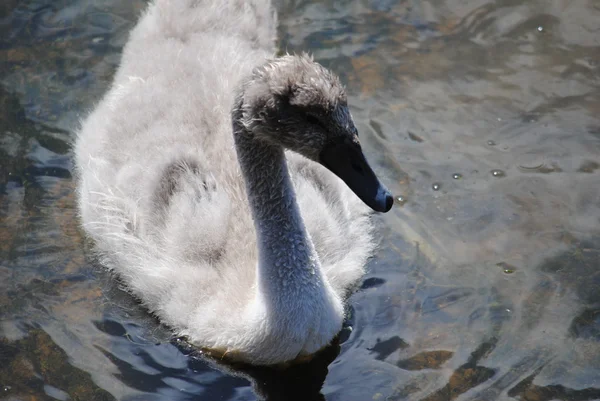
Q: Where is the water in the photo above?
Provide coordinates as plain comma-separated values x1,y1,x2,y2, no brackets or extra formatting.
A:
1,0,599,400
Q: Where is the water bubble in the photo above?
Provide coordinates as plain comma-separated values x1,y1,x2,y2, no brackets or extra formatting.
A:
452,173,462,180
537,26,543,32
491,169,505,177
497,117,502,121
487,140,496,146
432,183,441,191
497,262,516,274
396,195,407,205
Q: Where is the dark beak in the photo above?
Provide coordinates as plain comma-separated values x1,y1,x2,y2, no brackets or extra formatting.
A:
319,137,393,213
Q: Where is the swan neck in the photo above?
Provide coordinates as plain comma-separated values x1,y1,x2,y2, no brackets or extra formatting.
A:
232,100,324,295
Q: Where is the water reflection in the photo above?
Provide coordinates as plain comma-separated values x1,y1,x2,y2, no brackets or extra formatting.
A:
0,327,115,401
1,0,600,399
177,338,340,401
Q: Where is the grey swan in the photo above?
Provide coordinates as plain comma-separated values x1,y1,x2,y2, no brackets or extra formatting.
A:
74,0,392,365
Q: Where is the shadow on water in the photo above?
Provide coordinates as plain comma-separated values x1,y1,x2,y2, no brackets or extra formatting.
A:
176,338,340,401
1,0,600,400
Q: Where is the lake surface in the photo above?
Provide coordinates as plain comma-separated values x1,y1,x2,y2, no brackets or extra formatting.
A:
1,0,599,400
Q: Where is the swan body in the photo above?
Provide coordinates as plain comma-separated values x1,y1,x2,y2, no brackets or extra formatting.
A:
75,0,392,365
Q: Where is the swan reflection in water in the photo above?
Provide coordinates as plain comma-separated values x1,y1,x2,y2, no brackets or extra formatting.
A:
176,336,341,401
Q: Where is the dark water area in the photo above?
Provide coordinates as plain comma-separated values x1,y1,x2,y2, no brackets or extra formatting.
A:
1,0,599,400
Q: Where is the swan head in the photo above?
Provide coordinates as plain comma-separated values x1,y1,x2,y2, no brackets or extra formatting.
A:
237,54,393,213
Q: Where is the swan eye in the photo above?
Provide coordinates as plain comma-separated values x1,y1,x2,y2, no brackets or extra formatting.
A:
305,114,326,129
